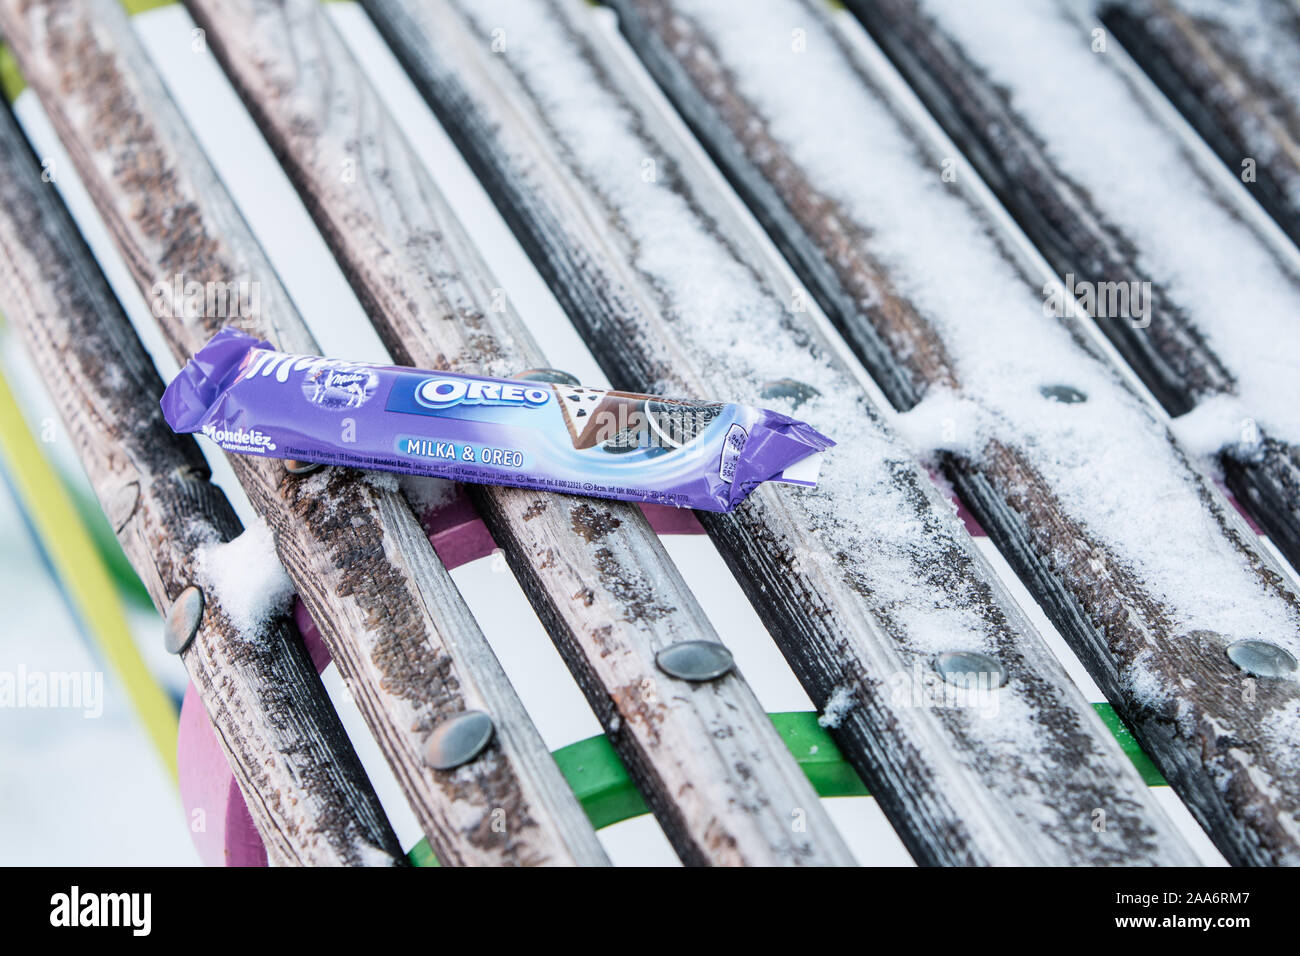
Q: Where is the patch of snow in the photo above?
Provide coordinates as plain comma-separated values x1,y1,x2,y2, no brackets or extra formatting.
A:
360,470,401,493
398,475,459,514
453,0,1000,670
1169,0,1300,209
817,686,855,729
920,0,1300,449
892,388,981,458
658,0,1300,661
432,0,1267,851
1167,393,1258,462
1123,650,1176,712
450,0,1088,781
354,841,402,867
195,519,294,634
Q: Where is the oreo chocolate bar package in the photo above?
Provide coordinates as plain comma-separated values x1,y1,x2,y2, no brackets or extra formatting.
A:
161,328,832,512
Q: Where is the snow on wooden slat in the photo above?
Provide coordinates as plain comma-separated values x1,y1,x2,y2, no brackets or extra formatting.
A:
1100,0,1300,250
0,98,405,867
612,0,1300,865
0,0,607,866
363,0,1199,865
181,0,853,867
848,0,1300,576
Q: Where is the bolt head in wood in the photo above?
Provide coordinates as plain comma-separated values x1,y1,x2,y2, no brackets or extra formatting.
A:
423,710,495,770
655,641,735,681
284,459,322,475
1226,639,1297,678
761,378,821,409
107,481,140,533
934,651,1007,689
164,585,205,655
1039,384,1087,404
515,368,580,386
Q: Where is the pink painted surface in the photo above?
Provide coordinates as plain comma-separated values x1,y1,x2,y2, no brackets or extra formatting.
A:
1216,479,1264,534
178,686,268,867
926,467,986,537
640,502,704,535
178,484,707,865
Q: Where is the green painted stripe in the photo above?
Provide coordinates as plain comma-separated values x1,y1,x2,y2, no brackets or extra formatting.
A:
405,840,440,868
406,703,1164,864
1093,701,1166,786
768,709,871,796
548,732,653,830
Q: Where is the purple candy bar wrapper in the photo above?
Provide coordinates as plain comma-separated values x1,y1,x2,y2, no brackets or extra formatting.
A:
161,328,833,512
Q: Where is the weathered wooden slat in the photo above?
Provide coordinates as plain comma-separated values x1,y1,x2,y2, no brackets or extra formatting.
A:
362,0,1200,864
0,0,607,866
181,0,854,866
0,98,404,867
846,0,1300,577
1095,0,1300,567
610,0,1300,864
1100,0,1300,251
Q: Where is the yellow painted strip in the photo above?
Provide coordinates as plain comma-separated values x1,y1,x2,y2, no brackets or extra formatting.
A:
0,43,24,103
121,0,178,15
0,366,178,778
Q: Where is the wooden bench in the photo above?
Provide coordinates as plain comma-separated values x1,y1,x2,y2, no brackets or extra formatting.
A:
0,0,1296,866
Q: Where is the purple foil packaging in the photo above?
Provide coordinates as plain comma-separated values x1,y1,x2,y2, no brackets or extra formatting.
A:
161,328,832,512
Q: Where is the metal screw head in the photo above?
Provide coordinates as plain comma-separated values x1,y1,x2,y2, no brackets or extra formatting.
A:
284,459,322,475
1226,639,1298,678
515,368,580,386
107,481,140,533
164,585,205,655
423,710,495,770
934,651,1007,689
655,641,735,682
1040,384,1087,404
761,378,821,410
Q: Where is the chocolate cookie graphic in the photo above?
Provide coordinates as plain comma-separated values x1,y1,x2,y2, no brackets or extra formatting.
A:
644,398,723,449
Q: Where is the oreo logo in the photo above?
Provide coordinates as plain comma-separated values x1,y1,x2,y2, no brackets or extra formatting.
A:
415,377,551,410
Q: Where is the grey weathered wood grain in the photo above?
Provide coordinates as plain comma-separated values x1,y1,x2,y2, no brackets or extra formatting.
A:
0,97,404,867
611,0,1300,864
362,0,1200,865
1096,0,1300,568
182,0,854,866
0,0,606,866
847,0,1300,578
1100,0,1300,250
